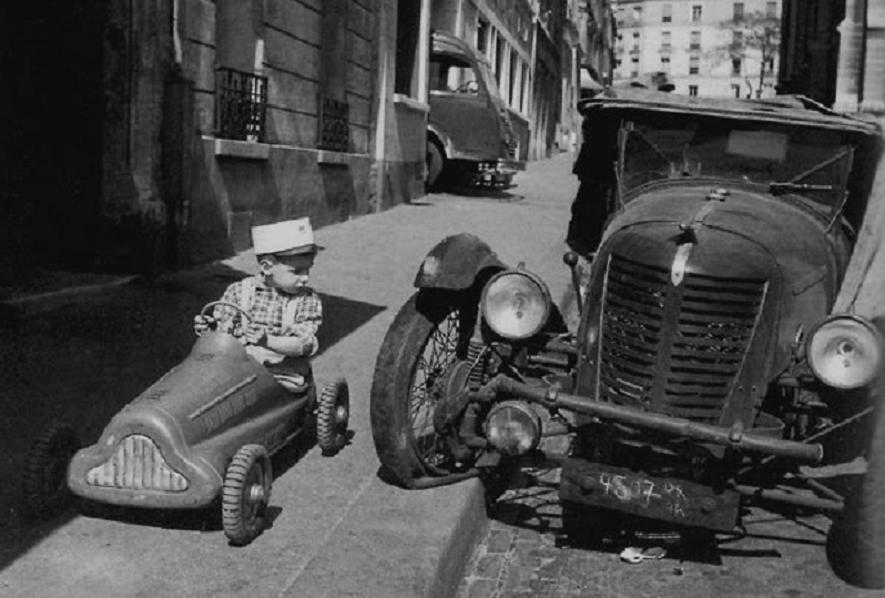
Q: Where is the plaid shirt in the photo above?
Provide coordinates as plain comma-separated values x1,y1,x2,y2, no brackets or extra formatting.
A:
213,275,322,359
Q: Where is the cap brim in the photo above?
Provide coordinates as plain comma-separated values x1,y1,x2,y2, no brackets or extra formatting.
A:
274,244,324,256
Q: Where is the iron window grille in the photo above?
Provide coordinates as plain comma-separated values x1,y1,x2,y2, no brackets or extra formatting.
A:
317,96,350,153
215,67,268,142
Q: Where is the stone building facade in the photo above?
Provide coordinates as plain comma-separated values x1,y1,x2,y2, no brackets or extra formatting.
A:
1,0,430,274
613,0,781,98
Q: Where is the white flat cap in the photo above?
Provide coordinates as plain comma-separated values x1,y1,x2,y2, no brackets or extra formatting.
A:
252,217,322,256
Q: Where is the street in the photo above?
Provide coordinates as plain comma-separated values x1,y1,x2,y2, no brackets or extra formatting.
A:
1,153,883,597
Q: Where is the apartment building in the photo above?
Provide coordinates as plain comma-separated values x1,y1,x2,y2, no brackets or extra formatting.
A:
612,0,780,98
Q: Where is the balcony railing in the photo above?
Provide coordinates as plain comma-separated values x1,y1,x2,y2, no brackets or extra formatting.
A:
215,67,268,142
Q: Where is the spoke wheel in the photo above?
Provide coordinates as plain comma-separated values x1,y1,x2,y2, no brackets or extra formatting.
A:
370,291,476,488
222,444,272,546
317,378,350,456
22,421,79,520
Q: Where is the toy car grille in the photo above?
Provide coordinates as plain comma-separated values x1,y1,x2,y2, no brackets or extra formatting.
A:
86,434,189,492
600,254,765,424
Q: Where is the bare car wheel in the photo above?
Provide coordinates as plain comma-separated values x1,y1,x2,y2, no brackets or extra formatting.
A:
222,444,272,546
317,378,350,455
370,290,477,488
22,421,79,520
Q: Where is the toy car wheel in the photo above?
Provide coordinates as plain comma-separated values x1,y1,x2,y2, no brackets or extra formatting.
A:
317,378,350,456
222,444,272,546
22,421,79,520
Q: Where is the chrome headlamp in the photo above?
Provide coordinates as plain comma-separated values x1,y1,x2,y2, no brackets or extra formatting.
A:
484,401,542,456
807,314,884,390
480,269,551,340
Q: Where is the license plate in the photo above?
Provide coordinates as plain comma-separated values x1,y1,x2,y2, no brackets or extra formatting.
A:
560,458,740,531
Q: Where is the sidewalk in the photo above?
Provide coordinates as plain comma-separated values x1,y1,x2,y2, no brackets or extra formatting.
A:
0,154,579,598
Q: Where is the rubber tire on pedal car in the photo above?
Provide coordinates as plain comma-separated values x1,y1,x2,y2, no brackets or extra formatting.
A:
22,421,79,520
222,444,272,546
317,378,349,455
370,290,476,488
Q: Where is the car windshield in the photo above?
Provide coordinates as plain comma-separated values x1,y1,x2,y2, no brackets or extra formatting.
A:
620,117,853,210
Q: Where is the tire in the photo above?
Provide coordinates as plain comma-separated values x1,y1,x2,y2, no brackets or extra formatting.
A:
317,378,350,456
370,290,476,488
426,140,445,190
826,402,885,589
22,421,79,520
222,444,272,546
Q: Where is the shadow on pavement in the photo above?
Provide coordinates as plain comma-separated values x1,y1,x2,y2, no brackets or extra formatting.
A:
0,263,384,572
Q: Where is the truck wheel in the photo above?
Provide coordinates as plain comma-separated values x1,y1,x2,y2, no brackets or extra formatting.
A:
222,444,272,546
826,402,885,589
22,421,79,520
317,378,349,456
370,290,477,488
426,141,445,190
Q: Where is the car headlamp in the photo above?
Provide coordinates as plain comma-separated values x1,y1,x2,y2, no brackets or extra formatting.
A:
807,315,883,390
484,401,541,456
480,270,551,340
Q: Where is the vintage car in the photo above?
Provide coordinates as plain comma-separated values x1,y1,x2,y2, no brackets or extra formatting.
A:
369,89,885,588
426,31,525,190
22,301,350,545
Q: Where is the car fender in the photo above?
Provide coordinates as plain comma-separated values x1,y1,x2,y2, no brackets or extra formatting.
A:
427,124,452,157
413,233,507,291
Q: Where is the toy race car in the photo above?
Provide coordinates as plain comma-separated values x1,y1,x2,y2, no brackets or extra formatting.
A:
22,300,350,545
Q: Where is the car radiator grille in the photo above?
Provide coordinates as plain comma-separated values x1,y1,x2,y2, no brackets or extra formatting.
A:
599,254,765,424
86,434,189,492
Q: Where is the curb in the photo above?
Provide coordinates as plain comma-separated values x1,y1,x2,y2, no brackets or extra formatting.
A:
426,479,490,598
0,276,139,319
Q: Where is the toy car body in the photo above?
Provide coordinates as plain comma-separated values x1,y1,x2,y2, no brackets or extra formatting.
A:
25,303,349,545
370,89,885,587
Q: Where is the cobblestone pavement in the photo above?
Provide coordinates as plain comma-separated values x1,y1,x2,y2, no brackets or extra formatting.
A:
457,444,885,598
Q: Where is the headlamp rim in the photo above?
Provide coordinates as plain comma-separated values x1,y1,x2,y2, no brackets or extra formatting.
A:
480,268,552,340
806,313,884,389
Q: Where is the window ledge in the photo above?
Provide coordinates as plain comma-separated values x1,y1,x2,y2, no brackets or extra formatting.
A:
317,149,369,165
214,138,270,160
393,94,429,113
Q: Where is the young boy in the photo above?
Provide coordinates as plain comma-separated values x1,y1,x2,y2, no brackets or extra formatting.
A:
194,218,323,389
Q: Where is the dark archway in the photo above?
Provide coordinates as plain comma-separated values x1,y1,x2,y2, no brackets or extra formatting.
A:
0,2,105,274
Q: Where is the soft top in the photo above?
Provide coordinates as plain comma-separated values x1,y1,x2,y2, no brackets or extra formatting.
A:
579,88,882,136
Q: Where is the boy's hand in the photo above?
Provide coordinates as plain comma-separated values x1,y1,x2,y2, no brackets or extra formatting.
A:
244,325,268,346
194,314,216,336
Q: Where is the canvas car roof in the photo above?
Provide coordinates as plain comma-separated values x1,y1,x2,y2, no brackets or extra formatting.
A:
579,88,882,136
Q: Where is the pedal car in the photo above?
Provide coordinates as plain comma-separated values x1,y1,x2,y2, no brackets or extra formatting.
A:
370,89,885,588
23,300,350,545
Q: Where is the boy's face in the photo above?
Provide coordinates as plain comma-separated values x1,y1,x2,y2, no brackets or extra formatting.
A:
261,252,316,292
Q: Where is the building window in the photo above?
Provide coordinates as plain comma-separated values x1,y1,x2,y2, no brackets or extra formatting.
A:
689,85,698,96
691,5,702,22
661,31,671,50
633,6,642,23
690,31,701,51
214,67,268,142
632,31,640,51
732,57,742,75
733,2,744,22
662,3,672,22
766,1,777,18
395,0,421,97
732,83,742,98
477,18,490,55
689,55,699,75
661,56,670,71
631,56,639,78
508,53,519,108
